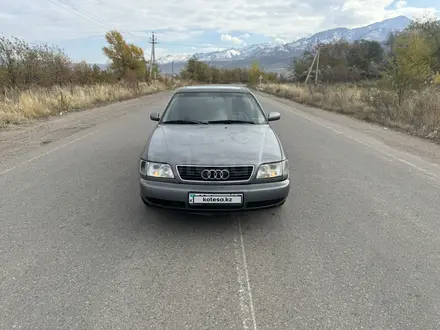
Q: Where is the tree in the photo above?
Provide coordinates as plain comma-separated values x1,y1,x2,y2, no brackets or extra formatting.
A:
384,31,433,105
0,36,73,88
102,30,146,81
318,41,350,68
0,36,27,86
409,17,440,72
178,56,278,85
347,40,384,76
290,56,311,82
210,66,221,83
248,61,261,85
180,56,212,82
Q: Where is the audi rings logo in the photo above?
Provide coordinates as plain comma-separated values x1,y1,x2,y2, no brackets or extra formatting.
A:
201,169,230,180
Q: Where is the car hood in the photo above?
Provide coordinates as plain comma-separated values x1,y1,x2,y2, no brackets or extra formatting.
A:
144,124,283,166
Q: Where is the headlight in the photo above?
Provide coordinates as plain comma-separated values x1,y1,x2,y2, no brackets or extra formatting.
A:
140,160,174,178
256,160,288,179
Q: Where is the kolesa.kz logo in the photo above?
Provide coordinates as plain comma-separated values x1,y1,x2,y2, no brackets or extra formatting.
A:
203,197,232,202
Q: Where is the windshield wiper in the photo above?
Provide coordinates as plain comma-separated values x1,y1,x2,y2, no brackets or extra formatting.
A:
162,119,207,124
207,119,256,124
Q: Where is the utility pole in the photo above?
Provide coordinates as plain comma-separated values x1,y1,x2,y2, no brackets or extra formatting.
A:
149,32,157,80
305,46,320,85
315,47,320,86
172,61,174,77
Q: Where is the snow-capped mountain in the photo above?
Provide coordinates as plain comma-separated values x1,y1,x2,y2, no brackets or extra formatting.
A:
156,54,191,64
292,15,411,47
156,49,242,64
158,16,411,72
197,48,241,61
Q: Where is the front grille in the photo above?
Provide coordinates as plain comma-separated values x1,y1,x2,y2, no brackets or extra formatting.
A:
177,165,254,182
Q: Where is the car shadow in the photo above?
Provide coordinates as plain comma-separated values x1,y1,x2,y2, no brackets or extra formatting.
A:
134,201,287,237
139,204,238,225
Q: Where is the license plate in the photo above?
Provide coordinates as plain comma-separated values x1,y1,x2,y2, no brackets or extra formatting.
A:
188,193,243,205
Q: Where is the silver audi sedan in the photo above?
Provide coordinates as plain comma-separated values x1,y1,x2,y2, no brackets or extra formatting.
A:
139,85,290,212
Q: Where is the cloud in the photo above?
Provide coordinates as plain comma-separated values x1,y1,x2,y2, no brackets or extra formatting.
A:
240,33,251,39
395,0,407,9
1,0,438,43
220,34,244,45
154,30,205,42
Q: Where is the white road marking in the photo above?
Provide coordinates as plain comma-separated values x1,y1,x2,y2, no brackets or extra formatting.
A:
276,101,440,183
0,131,96,176
234,216,257,330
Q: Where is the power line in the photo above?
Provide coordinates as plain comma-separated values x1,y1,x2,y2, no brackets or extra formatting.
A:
46,0,241,49
58,0,116,30
45,0,115,31
45,0,156,69
45,0,137,38
45,0,240,60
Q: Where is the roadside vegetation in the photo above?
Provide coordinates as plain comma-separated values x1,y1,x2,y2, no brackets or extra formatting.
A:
0,31,182,126
179,55,277,85
255,18,440,143
0,30,273,127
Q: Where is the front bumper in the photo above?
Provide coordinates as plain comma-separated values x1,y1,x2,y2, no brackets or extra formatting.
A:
140,178,290,212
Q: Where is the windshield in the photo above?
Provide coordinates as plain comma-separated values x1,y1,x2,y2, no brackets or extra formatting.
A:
161,92,268,124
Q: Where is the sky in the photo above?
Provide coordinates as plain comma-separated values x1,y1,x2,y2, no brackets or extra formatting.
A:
0,0,439,63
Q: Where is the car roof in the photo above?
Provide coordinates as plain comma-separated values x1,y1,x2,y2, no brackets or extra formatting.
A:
173,85,251,94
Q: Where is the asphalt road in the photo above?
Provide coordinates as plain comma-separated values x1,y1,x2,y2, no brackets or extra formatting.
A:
1,90,440,329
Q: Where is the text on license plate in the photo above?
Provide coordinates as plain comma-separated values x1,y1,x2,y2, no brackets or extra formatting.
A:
189,193,243,204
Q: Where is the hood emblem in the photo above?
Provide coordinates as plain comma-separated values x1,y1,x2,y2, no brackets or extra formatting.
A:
201,169,230,180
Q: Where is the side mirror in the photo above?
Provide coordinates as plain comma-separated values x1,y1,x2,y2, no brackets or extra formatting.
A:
267,112,281,121
150,112,161,121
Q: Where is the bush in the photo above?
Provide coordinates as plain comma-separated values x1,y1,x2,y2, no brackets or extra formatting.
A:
0,79,186,126
259,83,440,142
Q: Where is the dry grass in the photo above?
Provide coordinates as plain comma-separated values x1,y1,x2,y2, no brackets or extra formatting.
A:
0,79,187,127
258,83,440,142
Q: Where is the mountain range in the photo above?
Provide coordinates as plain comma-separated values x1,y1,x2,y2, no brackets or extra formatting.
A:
157,15,412,74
